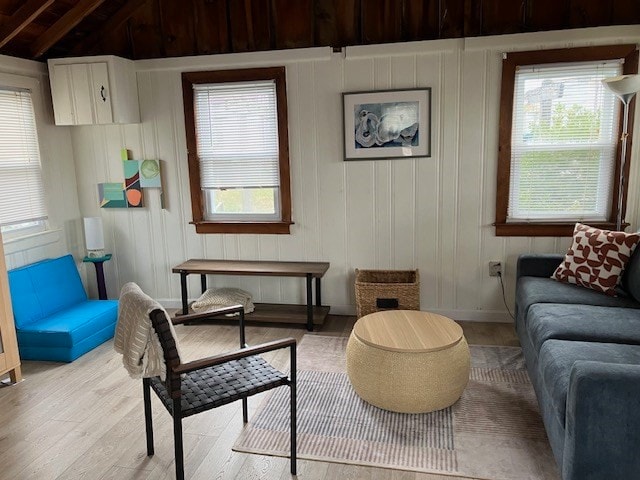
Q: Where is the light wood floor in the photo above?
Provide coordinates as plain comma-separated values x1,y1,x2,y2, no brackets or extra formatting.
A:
0,315,519,480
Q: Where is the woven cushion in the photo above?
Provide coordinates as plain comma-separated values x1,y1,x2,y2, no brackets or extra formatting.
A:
552,223,640,296
150,355,288,417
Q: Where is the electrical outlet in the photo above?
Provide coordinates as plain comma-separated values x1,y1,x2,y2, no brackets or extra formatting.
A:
489,261,502,277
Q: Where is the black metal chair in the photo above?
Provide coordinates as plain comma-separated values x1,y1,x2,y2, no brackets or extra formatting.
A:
140,301,296,480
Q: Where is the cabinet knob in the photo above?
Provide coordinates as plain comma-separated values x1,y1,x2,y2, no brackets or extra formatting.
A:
100,86,107,102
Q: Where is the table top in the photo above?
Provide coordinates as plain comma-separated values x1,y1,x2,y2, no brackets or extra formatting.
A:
172,259,330,277
83,253,112,263
353,310,464,353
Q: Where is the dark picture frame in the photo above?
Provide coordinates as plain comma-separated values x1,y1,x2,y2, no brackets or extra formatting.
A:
343,88,431,161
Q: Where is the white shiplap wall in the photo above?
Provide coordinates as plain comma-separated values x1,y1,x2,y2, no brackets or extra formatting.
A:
0,55,81,271
70,26,640,320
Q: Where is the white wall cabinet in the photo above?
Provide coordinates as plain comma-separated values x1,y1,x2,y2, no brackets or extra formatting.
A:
48,55,140,126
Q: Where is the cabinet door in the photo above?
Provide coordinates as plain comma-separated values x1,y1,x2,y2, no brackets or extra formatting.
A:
90,63,113,124
69,64,94,125
50,64,75,125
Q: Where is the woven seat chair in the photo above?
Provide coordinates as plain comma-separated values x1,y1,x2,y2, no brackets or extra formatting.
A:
119,286,297,480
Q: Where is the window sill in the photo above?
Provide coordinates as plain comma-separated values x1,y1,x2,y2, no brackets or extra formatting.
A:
192,221,293,234
2,229,62,254
494,222,628,237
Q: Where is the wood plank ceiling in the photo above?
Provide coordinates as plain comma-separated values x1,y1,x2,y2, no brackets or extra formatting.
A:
0,0,639,62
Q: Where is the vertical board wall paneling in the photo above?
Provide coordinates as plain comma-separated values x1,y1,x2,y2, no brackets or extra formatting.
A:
315,55,349,310
344,57,376,306
457,50,486,312
390,55,418,271
415,52,442,309
372,57,392,270
437,48,462,310
66,28,640,319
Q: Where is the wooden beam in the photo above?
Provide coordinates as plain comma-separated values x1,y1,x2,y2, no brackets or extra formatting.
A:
70,0,150,55
0,0,56,49
31,0,108,58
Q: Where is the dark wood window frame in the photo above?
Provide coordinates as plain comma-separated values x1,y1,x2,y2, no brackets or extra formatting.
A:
182,67,293,234
495,45,639,237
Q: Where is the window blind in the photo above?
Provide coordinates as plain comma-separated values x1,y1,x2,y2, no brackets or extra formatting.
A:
0,88,47,227
508,61,621,222
193,81,280,189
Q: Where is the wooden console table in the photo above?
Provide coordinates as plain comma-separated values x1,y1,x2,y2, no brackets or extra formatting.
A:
172,259,330,331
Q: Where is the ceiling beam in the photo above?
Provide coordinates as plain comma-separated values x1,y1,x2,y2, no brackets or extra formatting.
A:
70,0,150,55
31,0,108,58
0,0,56,49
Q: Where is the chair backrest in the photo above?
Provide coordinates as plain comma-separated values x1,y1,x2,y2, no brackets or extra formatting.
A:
149,308,183,397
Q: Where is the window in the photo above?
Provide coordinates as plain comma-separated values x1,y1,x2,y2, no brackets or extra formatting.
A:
0,87,47,238
182,67,292,234
495,45,638,236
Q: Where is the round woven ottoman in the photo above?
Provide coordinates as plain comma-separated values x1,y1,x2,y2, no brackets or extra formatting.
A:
346,310,470,413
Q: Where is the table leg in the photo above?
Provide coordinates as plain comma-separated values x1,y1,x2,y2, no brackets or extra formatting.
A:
315,277,322,306
94,261,108,300
306,273,313,331
180,272,188,315
200,274,207,293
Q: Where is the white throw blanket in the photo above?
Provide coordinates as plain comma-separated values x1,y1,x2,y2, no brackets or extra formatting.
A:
191,287,255,314
114,282,181,380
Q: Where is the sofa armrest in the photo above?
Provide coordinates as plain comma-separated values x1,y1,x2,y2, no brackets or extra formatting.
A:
516,254,563,279
563,360,640,480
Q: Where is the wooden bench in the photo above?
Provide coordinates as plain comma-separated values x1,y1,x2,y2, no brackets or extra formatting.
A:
172,259,330,331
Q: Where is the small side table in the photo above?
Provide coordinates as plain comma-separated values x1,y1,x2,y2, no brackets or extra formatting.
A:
83,254,112,300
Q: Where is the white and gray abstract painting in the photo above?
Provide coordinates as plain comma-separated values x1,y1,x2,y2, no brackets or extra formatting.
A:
354,101,419,149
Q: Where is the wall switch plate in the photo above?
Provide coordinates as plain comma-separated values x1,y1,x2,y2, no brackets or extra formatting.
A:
489,261,502,277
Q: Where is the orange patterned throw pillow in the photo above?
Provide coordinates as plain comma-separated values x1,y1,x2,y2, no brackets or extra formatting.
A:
552,223,640,296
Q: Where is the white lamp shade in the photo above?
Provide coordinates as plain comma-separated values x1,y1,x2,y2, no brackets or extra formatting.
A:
602,74,640,103
83,217,105,251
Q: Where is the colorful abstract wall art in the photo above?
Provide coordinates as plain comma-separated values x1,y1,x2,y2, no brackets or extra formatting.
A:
98,183,127,208
139,159,161,188
122,160,144,208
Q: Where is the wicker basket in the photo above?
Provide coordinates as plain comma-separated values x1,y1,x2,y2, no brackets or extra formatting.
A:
354,269,420,318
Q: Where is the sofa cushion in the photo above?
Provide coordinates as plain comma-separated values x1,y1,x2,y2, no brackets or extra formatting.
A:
18,322,116,362
527,303,640,353
16,300,118,348
538,340,640,429
552,223,640,296
8,254,87,328
516,276,640,324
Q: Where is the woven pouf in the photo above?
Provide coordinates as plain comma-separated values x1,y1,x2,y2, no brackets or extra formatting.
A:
346,310,471,413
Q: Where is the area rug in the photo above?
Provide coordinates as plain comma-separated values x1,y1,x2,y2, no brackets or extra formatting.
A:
233,335,560,480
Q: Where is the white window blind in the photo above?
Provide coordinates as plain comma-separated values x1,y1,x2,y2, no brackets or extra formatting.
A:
193,81,280,189
508,61,621,222
0,88,47,227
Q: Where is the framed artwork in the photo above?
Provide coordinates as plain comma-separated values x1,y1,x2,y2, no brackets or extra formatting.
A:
343,88,431,161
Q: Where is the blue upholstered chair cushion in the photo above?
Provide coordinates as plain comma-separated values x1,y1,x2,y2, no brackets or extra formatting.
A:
526,303,640,353
8,254,87,328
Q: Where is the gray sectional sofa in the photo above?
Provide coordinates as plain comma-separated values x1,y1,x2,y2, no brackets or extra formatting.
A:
515,253,640,480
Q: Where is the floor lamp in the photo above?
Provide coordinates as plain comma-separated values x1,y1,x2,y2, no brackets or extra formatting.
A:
602,74,640,231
